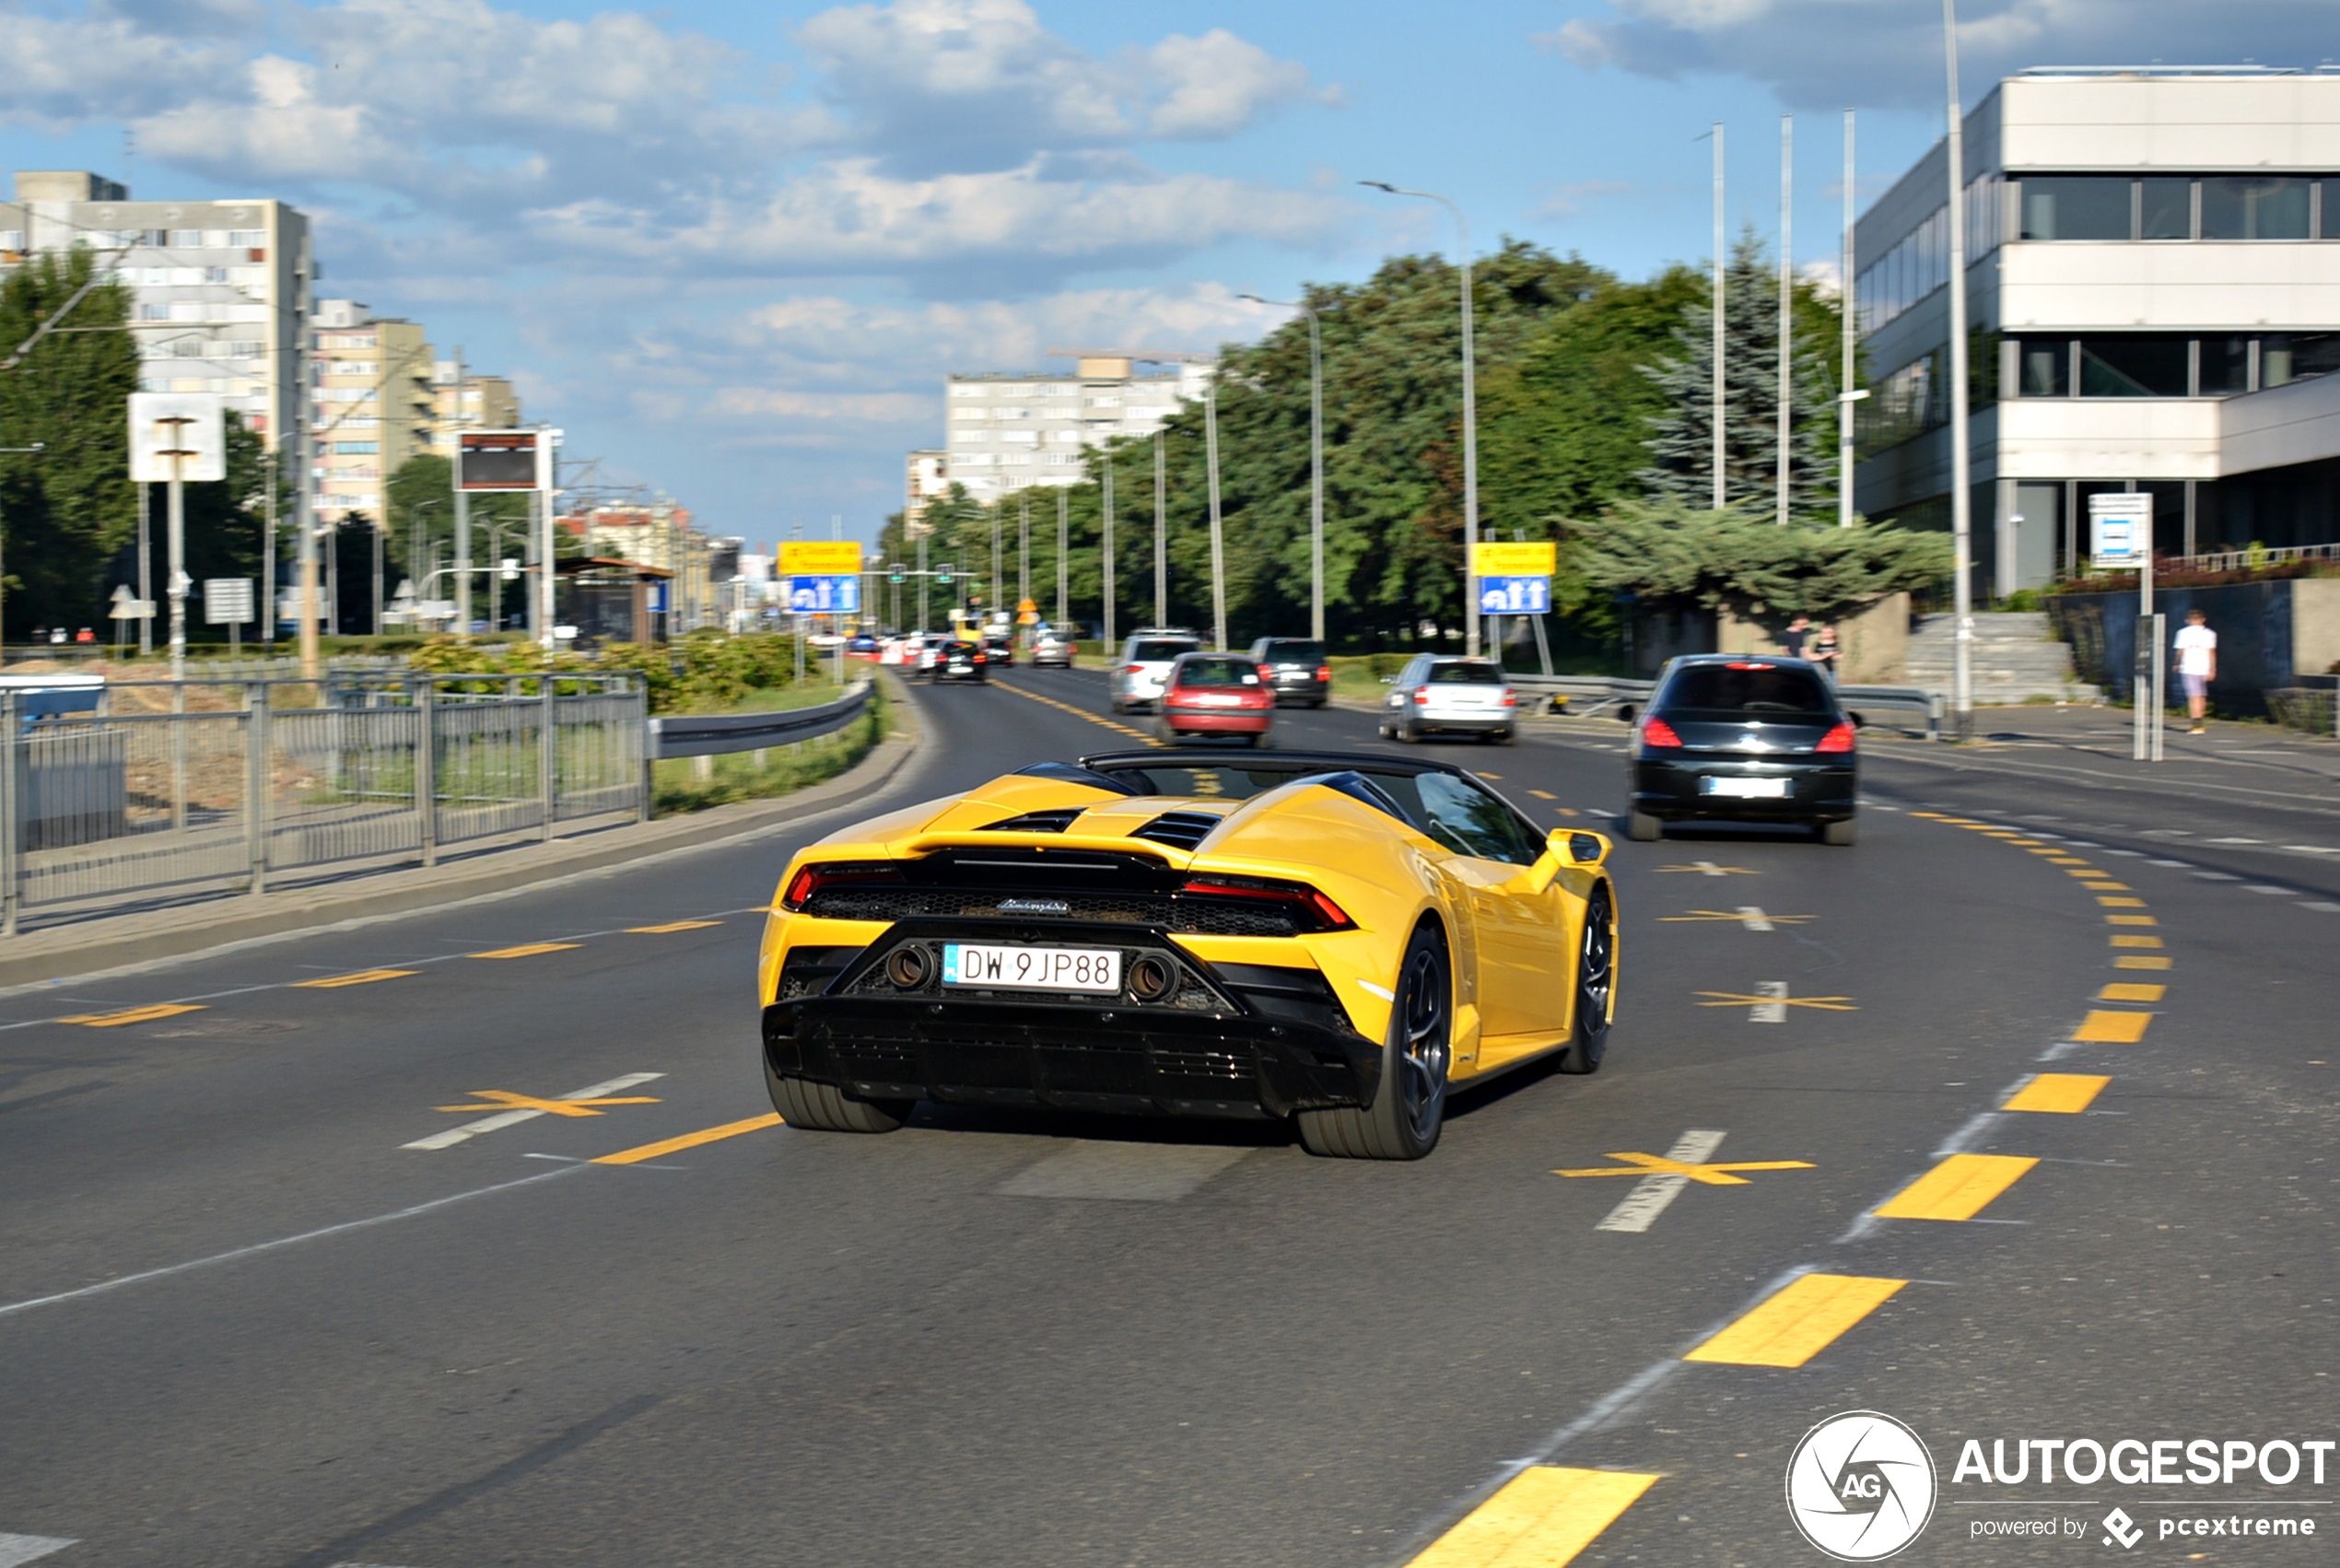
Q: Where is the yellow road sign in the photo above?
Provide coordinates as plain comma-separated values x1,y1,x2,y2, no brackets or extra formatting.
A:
1476,540,1556,576
1017,597,1038,614
780,541,863,575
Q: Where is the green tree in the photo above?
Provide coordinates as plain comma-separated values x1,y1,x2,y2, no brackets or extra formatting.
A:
0,248,138,638
1567,499,1951,622
1638,232,1846,521
384,451,530,608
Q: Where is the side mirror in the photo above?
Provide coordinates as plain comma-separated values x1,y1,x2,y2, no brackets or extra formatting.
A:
1550,828,1612,866
1616,704,1636,724
1380,675,1398,685
1846,710,1866,728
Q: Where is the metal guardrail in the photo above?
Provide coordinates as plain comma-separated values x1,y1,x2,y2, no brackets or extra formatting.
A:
0,673,648,934
1506,673,1942,738
649,680,873,759
1833,685,1946,741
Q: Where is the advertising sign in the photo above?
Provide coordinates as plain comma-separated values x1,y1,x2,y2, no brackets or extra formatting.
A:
128,393,226,483
1475,541,1557,578
788,576,861,614
1477,576,1551,614
779,541,863,576
203,579,254,626
2088,493,2152,567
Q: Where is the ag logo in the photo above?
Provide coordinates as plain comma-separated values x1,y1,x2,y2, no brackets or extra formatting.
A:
1784,1410,1937,1561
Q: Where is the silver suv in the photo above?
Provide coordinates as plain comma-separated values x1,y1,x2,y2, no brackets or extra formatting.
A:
1032,623,1079,667
1109,630,1201,712
1380,656,1518,743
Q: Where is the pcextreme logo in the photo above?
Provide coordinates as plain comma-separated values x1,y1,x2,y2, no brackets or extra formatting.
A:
1786,1410,1939,1562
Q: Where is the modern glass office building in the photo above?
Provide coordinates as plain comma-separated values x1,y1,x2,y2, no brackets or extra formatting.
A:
1854,68,2340,593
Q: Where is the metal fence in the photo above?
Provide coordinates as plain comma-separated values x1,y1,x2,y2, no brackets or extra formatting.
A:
0,673,646,932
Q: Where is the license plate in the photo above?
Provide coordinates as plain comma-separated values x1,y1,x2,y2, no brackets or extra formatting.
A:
943,943,1122,993
1703,777,1790,799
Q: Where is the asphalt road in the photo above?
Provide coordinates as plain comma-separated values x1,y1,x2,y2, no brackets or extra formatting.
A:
0,668,2331,1567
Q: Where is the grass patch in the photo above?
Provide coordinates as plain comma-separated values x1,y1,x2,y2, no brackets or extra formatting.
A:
652,682,889,813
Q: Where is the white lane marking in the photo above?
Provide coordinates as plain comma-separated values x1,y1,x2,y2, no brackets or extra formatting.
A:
1596,1129,1726,1234
0,1166,588,1321
2147,859,2189,867
996,1141,1250,1201
2209,837,2263,845
2194,872,2241,882
1750,980,1788,1024
402,1072,665,1151
1692,860,1729,877
2305,902,2340,913
1736,906,1775,932
2100,848,2144,857
1935,1111,2005,1157
2286,845,2339,854
2246,885,2299,895
0,1538,76,1567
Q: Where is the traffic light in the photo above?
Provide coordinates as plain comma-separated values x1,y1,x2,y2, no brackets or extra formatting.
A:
890,570,904,584
938,568,953,586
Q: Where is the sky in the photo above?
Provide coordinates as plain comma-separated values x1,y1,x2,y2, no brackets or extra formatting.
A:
4,0,2335,546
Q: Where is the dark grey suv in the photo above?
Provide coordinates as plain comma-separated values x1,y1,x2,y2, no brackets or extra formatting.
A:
1246,638,1330,707
1620,656,1859,846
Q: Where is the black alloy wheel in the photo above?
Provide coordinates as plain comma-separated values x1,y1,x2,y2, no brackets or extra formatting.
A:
1297,925,1451,1160
1559,885,1613,1074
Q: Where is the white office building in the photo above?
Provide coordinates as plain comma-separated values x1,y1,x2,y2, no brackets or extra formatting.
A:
1854,68,2340,593
1,170,310,452
943,355,1210,502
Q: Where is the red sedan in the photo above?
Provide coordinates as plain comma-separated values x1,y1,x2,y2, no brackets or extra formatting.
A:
1158,653,1276,746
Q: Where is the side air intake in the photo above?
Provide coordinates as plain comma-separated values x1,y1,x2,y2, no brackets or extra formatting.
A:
1129,810,1224,850
981,809,1083,833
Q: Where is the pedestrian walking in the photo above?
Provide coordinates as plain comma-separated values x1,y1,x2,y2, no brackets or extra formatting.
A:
1810,622,1842,681
2174,607,2217,733
1780,614,1812,660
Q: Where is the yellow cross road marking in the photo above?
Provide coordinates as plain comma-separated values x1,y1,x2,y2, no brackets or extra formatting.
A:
2115,954,2173,970
2097,895,2147,907
293,968,417,989
2112,934,2164,947
1557,807,1580,816
2083,881,2131,891
627,920,721,933
1683,1274,1907,1367
2098,982,2165,1002
1404,1466,1661,1568
2004,1073,2111,1114
1658,862,1756,875
1659,909,1813,925
1693,990,1857,1011
1527,789,1557,800
436,1089,661,1117
2073,1010,2152,1043
1873,1153,2039,1221
595,1111,784,1164
60,1002,205,1027
468,942,582,959
1553,1151,1815,1187
2107,914,2159,926
991,677,1160,744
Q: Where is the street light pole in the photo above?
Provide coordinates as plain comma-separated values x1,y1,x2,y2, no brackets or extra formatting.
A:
1944,0,1974,741
1101,451,1116,650
1057,484,1070,629
1708,123,1726,512
1153,430,1166,628
1363,181,1479,656
1203,375,1224,649
1240,293,1326,642
1841,109,1858,529
1778,113,1793,528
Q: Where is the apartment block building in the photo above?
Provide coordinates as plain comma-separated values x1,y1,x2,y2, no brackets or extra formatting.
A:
1854,68,2340,593
310,300,436,524
905,449,949,535
1,170,310,450
428,352,521,455
942,355,1207,503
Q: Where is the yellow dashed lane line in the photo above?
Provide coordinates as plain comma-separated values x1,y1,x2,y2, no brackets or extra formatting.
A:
1405,1467,1662,1567
293,968,418,989
1874,1153,2040,1221
2005,1073,2110,1114
989,676,1161,745
61,1002,205,1027
1684,1273,1908,1366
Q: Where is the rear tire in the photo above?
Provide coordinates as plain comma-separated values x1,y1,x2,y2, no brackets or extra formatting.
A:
1252,728,1274,750
1558,885,1614,1074
1297,926,1451,1161
766,1062,914,1133
1819,817,1857,847
1398,717,1420,744
1625,809,1663,842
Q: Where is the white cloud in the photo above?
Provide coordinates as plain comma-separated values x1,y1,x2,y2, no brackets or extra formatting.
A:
0,8,245,127
1141,29,1325,138
1544,0,2340,109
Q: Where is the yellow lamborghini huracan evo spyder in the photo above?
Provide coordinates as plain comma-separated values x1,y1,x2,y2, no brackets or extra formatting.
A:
757,750,1619,1160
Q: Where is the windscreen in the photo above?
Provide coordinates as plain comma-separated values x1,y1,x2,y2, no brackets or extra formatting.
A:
1259,640,1325,663
1172,657,1259,689
1660,662,1831,716
1093,761,1433,823
1130,639,1199,661
1427,661,1503,685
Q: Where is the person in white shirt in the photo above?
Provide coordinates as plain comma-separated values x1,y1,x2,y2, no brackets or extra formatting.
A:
2173,608,2217,733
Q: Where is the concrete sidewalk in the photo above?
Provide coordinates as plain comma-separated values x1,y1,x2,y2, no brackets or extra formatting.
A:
0,683,931,995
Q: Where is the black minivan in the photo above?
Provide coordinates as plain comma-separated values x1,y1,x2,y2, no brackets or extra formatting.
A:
1620,655,1859,846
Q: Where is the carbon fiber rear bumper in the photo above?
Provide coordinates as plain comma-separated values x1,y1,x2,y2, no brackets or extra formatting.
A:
761,923,1380,1120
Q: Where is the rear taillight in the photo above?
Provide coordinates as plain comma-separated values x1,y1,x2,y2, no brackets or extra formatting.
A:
780,860,903,911
1166,687,1192,705
1816,721,1857,754
1314,665,1331,681
1639,717,1684,749
973,652,986,663
1126,664,1144,675
1179,875,1355,931
1499,688,1518,708
1414,690,1431,705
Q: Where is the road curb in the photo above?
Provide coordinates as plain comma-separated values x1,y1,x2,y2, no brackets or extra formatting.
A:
0,673,930,995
